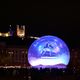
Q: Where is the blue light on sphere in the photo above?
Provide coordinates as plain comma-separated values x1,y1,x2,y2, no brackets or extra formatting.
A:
28,35,70,68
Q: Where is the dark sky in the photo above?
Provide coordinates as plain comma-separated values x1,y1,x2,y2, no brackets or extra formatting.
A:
0,1,80,48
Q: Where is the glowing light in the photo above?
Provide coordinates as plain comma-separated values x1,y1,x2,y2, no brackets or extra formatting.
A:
5,33,9,37
0,32,2,36
0,32,10,37
30,36,39,39
28,35,70,68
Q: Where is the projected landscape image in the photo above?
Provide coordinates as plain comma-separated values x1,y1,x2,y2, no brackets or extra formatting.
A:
28,35,70,68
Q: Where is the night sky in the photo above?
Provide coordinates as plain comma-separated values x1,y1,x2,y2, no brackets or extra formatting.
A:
0,1,80,48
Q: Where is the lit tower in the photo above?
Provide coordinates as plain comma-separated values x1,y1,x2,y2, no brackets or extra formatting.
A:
17,25,25,39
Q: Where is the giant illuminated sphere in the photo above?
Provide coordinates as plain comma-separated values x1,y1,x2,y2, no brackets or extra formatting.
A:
28,35,70,68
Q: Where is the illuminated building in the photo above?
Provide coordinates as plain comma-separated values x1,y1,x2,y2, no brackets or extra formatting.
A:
0,25,26,38
0,25,13,37
17,25,25,38
0,45,28,67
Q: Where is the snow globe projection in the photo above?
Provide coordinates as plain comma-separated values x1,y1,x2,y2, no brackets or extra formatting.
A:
28,35,70,69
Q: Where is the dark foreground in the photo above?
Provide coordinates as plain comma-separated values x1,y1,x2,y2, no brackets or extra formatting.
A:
0,68,80,80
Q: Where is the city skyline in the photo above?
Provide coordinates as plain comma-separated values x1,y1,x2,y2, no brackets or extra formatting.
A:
0,2,80,48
